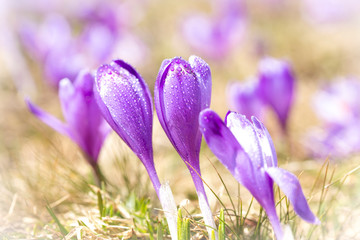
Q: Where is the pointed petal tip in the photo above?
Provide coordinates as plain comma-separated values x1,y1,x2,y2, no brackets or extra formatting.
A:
25,99,44,118
266,167,319,225
25,98,36,114
199,108,220,127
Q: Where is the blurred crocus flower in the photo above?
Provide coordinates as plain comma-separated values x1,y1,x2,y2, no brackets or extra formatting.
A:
20,14,86,87
305,78,360,159
313,78,360,126
227,78,265,120
19,2,148,88
199,109,320,240
154,56,216,237
26,70,111,185
182,0,246,60
258,57,295,132
94,60,177,239
20,14,72,62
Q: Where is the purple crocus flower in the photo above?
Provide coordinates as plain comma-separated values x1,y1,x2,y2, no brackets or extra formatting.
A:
199,109,320,240
94,59,158,192
26,70,111,185
258,57,295,133
154,56,216,236
227,78,265,120
182,0,246,60
94,60,177,238
313,78,360,126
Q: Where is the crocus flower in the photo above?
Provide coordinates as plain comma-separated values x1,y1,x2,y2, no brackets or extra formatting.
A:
182,0,246,60
313,78,360,126
227,78,265,120
199,109,319,240
258,57,295,133
304,78,360,159
154,56,216,237
94,59,177,239
20,14,86,87
26,70,111,185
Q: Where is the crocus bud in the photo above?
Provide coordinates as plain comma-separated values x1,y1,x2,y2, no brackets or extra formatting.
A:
94,59,177,238
258,57,295,132
94,60,157,188
154,56,216,238
182,0,246,60
155,56,211,162
26,70,111,185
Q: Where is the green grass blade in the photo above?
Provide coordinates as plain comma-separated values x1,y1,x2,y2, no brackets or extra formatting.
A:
218,208,225,240
46,204,68,237
177,208,183,240
157,221,163,240
97,190,104,219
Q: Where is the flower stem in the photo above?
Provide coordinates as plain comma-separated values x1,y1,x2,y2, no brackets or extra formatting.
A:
264,205,283,240
143,159,178,240
90,162,106,188
186,161,217,239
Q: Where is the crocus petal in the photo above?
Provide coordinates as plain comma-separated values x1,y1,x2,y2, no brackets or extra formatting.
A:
226,78,265,120
189,55,212,109
251,116,277,167
26,99,74,141
265,167,320,224
95,59,153,162
199,109,242,172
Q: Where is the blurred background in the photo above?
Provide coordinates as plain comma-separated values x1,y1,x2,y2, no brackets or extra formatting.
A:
1,0,360,238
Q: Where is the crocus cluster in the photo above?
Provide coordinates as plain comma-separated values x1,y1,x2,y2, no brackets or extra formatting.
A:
19,0,147,88
304,78,360,159
199,109,320,239
26,70,111,185
227,57,295,133
182,0,246,60
154,56,216,236
94,59,177,239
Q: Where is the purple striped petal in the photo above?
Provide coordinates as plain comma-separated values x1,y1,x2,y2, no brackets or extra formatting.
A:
251,116,277,167
199,109,241,172
225,111,264,168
